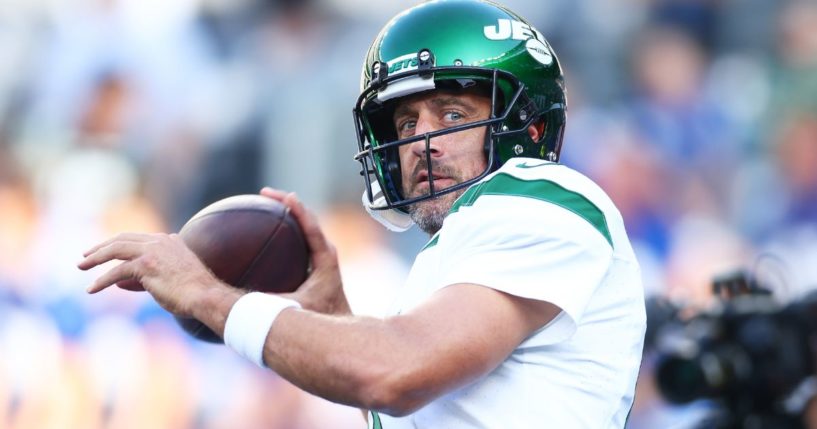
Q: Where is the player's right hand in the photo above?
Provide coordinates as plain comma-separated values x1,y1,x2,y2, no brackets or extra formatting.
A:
78,232,230,318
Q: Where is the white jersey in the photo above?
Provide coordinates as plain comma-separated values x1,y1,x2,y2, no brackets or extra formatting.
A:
368,159,646,429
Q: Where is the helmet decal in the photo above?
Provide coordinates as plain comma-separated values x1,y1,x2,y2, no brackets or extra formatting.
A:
386,53,420,75
384,49,436,76
525,39,553,66
483,18,544,42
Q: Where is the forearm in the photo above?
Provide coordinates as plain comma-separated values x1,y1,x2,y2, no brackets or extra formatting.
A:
191,285,424,413
263,309,421,413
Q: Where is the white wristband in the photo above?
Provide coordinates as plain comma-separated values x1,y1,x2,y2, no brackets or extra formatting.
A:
223,292,301,368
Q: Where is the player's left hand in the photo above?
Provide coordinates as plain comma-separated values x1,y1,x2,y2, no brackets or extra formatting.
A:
260,187,351,316
78,232,225,317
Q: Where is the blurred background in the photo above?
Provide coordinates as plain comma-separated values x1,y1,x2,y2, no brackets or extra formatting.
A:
0,0,816,427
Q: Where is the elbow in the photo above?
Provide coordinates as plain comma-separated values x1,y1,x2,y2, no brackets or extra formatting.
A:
355,366,433,417
364,387,425,417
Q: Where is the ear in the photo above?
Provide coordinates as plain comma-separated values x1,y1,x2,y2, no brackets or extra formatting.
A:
527,119,545,142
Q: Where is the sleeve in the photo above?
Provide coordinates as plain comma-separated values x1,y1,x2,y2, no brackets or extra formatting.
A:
436,194,613,346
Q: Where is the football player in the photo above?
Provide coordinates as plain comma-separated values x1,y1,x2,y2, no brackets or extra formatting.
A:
80,1,646,427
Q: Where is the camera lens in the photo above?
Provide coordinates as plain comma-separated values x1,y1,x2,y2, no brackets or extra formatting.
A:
656,356,708,404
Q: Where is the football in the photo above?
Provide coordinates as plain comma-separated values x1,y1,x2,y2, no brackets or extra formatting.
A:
175,194,309,343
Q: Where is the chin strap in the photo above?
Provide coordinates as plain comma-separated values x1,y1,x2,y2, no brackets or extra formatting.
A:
362,181,414,232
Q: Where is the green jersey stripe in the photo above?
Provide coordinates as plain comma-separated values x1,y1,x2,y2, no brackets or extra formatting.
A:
420,234,440,251
371,411,383,429
449,173,613,247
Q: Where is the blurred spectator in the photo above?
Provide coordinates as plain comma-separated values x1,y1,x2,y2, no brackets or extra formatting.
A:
768,0,817,116
774,115,817,224
0,152,38,298
664,216,752,310
649,0,719,49
583,124,675,258
628,25,742,203
753,115,817,301
248,0,358,211
18,72,163,320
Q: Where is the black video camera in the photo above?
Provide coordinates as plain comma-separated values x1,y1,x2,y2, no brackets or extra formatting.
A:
651,271,817,429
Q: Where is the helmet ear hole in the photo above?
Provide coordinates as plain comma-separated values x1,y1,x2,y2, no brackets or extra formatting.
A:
528,117,546,143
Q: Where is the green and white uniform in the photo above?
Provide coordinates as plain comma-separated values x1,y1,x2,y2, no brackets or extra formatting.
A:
369,159,646,429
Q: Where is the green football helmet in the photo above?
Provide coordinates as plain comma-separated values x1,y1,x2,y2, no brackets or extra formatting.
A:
353,0,566,213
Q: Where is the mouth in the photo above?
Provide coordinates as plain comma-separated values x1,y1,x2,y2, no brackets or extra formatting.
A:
415,170,451,185
412,170,456,195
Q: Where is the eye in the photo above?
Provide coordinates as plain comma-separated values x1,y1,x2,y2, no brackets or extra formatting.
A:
443,111,464,122
397,119,417,136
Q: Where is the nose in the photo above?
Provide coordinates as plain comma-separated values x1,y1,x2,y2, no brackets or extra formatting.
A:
408,111,443,159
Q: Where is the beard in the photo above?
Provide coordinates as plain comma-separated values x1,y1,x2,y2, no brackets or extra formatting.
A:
407,189,467,235
403,160,468,236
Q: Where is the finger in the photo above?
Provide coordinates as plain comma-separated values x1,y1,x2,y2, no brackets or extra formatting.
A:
260,187,288,202
78,240,147,271
82,232,157,257
117,278,146,292
87,260,140,294
283,192,332,259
